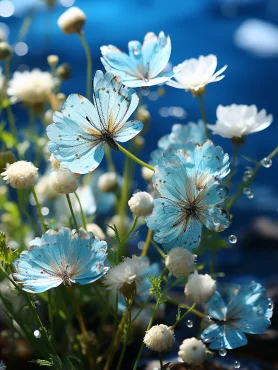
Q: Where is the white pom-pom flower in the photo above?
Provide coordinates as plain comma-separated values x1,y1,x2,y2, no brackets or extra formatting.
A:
8,69,55,107
184,271,216,303
167,54,227,92
128,191,154,217
86,223,105,240
144,324,175,352
1,161,38,189
165,248,196,277
49,167,79,194
58,7,86,34
207,104,273,139
98,172,119,192
178,337,206,365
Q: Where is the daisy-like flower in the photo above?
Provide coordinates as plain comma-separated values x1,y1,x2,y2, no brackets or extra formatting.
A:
100,31,174,87
7,69,56,107
150,121,206,166
47,70,143,174
207,104,273,140
146,141,231,251
13,228,109,293
167,55,227,93
201,282,273,350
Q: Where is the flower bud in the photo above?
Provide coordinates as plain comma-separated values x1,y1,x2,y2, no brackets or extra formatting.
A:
47,54,59,68
57,7,86,35
133,135,145,150
57,93,66,104
1,161,38,189
86,223,105,240
141,166,153,181
128,191,154,217
165,248,196,277
178,337,206,365
184,271,216,303
98,172,119,193
144,324,174,352
49,167,79,194
0,42,12,61
56,63,72,80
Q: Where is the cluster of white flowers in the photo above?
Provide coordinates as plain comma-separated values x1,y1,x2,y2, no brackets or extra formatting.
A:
143,324,174,352
1,161,38,189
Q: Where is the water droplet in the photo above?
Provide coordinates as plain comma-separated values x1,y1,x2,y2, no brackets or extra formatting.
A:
186,319,193,328
34,330,41,338
234,361,240,368
133,47,140,56
219,349,227,356
243,187,251,195
261,157,272,168
268,299,274,310
228,235,237,244
207,315,213,321
244,167,253,178
247,192,254,199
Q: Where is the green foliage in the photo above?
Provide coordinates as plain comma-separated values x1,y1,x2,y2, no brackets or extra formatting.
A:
0,231,20,264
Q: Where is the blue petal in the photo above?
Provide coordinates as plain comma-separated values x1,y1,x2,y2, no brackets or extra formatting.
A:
114,120,143,142
198,205,231,232
201,324,247,350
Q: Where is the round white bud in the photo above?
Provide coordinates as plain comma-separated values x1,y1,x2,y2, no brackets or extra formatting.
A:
98,172,118,192
1,161,38,189
128,191,154,217
49,154,60,169
47,54,59,67
184,271,216,303
136,106,150,124
57,7,86,35
44,109,53,126
144,324,174,352
86,223,105,240
49,167,79,194
141,166,153,181
165,248,196,277
178,337,206,365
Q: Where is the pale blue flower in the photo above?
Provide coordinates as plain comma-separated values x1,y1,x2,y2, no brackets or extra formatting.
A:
13,228,109,293
150,121,206,166
47,70,143,174
201,282,273,350
146,141,231,251
100,31,174,87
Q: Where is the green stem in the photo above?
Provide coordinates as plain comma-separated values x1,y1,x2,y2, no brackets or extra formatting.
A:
31,186,47,232
118,149,131,240
74,191,87,230
118,216,138,260
227,146,278,210
179,303,204,319
197,94,209,139
47,290,55,347
171,302,196,329
78,32,93,101
66,194,79,230
116,299,132,370
150,240,166,258
117,143,154,171
225,142,240,188
141,228,153,257
159,353,164,369
16,189,39,234
4,62,18,145
105,145,116,172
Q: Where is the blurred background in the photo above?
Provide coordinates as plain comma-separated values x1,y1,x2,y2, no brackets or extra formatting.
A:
0,0,278,368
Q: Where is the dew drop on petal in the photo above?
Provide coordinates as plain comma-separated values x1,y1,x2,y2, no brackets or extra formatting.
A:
261,157,272,168
247,192,254,199
34,330,41,338
229,235,237,244
234,361,240,369
268,299,274,310
219,349,227,356
186,319,193,328
133,47,140,56
243,187,251,195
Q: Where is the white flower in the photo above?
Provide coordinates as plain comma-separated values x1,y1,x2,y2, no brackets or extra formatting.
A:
167,54,227,92
8,69,55,106
1,161,38,189
49,154,60,169
144,324,174,352
165,248,196,277
106,215,131,237
178,337,206,365
102,255,149,292
35,175,59,203
98,172,119,192
86,223,105,240
184,271,216,303
128,191,154,217
141,166,153,181
58,7,86,35
207,104,273,139
49,167,79,194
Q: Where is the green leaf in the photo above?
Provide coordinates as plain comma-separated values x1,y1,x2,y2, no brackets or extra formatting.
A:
241,155,258,164
0,131,17,148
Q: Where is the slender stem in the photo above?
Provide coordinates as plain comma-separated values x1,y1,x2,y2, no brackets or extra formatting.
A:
67,285,94,369
66,194,79,230
47,290,55,347
78,32,93,101
171,302,196,329
16,189,39,233
141,229,153,257
150,240,166,258
116,300,132,370
159,353,164,369
197,94,209,139
179,304,204,319
118,216,138,262
74,191,87,230
31,186,47,232
225,142,240,188
4,62,18,144
105,145,116,172
117,143,154,171
227,146,278,210
118,150,131,240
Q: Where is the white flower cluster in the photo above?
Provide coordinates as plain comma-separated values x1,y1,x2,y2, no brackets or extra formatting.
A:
1,161,38,189
144,324,174,352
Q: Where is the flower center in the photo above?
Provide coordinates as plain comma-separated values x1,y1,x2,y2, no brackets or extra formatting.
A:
184,203,198,217
61,264,72,286
101,131,119,151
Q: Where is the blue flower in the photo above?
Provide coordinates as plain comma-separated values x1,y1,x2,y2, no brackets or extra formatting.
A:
150,121,206,166
146,140,231,251
100,31,174,88
13,228,109,293
47,70,143,174
201,282,273,350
